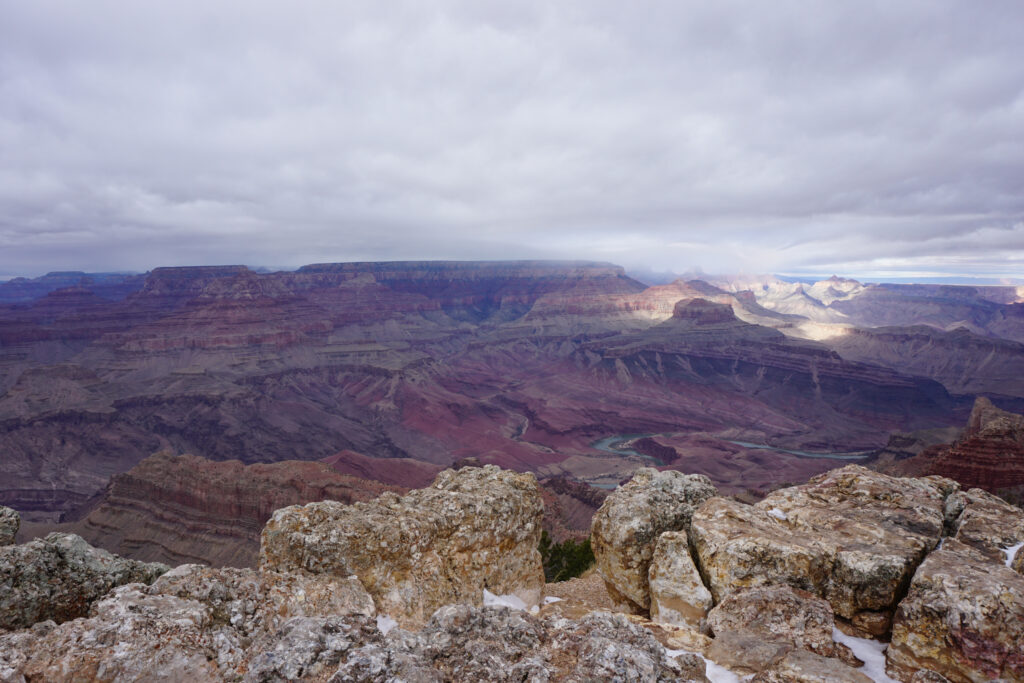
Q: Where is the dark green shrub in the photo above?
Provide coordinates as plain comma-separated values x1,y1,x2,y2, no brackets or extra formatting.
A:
539,530,595,582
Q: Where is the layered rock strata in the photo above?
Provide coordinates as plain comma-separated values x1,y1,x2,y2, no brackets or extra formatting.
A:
0,531,168,630
926,396,1024,492
590,468,717,612
49,451,404,567
260,464,545,628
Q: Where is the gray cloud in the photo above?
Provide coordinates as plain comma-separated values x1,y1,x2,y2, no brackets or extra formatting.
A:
1,0,1022,279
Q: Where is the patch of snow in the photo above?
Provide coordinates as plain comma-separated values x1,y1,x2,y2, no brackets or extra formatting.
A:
832,627,898,683
935,538,944,550
482,588,529,611
543,596,563,604
766,507,788,521
665,649,745,683
376,614,398,635
1003,540,1024,568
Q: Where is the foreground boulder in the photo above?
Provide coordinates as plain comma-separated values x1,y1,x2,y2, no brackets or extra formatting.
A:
0,505,17,546
334,605,709,683
706,585,858,668
590,468,717,612
887,538,1024,683
648,530,713,629
0,532,168,630
944,486,1024,566
0,564,380,682
259,464,544,627
691,466,951,634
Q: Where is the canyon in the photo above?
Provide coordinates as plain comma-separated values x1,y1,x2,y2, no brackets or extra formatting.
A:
3,260,1024,526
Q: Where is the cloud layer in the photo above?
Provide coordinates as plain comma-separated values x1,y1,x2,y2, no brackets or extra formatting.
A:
2,1,1022,279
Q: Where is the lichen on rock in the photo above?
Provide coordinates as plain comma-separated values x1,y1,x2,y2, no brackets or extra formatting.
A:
0,531,169,631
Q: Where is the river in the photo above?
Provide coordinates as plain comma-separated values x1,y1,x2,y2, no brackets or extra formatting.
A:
590,433,870,463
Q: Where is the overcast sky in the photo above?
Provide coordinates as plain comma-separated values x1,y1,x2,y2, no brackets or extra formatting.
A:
1,1,1022,281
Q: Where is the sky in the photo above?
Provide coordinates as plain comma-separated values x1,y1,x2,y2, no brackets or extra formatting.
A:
1,1,1023,281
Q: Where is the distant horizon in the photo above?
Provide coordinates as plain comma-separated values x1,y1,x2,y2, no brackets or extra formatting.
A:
1,259,1022,288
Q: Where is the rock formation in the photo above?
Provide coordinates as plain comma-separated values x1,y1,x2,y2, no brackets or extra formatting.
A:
887,539,1024,682
259,464,545,628
692,466,950,635
925,396,1024,492
647,530,713,629
36,451,404,567
590,467,717,612
3,461,1024,681
0,531,168,630
0,505,17,546
705,585,858,667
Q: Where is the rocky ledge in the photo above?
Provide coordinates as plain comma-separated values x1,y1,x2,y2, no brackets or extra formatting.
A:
592,464,1024,682
2,464,1023,682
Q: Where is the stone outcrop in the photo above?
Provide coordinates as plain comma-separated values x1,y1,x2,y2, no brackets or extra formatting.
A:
751,649,873,683
944,486,1024,564
0,532,168,630
0,563,380,682
705,585,858,667
259,465,545,628
0,505,17,546
887,539,1024,683
647,530,713,629
691,466,950,634
590,467,717,612
334,605,708,683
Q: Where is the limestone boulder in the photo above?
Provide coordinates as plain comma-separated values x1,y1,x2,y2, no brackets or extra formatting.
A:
648,530,713,629
259,464,544,628
332,605,709,683
887,538,1024,683
691,465,949,631
0,506,18,546
0,532,169,630
944,487,1024,564
751,649,873,683
590,467,717,612
706,585,859,666
151,563,376,635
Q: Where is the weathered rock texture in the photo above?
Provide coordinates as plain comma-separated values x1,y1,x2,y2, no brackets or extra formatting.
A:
334,605,707,683
0,532,168,630
691,466,950,633
47,451,405,568
751,649,873,683
0,505,17,546
259,464,545,627
590,467,717,612
0,563,379,682
944,486,1024,565
887,539,1024,683
647,530,713,629
706,585,858,667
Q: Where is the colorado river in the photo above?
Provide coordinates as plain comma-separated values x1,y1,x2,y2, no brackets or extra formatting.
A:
591,433,870,463
726,440,871,460
590,434,665,465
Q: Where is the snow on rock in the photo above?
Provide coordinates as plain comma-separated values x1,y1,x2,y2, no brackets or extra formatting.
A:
666,648,742,683
376,613,398,635
766,507,787,521
1003,540,1024,568
483,588,529,611
832,627,898,683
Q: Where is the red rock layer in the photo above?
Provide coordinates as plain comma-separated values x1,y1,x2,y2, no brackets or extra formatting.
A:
926,398,1024,492
47,451,405,567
